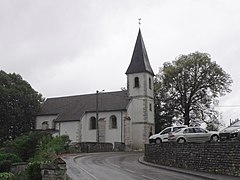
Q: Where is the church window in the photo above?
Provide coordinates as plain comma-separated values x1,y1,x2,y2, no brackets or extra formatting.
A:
110,115,117,129
89,116,97,130
42,121,49,130
149,78,152,89
134,77,139,88
149,103,152,111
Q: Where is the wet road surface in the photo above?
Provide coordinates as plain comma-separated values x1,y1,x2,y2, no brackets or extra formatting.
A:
62,152,210,180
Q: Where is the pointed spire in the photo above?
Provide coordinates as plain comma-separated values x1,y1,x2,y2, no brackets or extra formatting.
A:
126,29,154,75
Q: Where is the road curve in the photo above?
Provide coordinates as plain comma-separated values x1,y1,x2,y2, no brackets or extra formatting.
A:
62,152,208,180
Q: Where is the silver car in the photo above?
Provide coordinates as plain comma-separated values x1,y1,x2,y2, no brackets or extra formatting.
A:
168,127,219,143
219,120,240,141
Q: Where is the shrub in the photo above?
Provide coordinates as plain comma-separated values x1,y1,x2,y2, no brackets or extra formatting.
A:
0,153,22,163
30,135,69,162
27,162,42,180
3,132,48,161
0,160,12,173
11,171,28,180
0,172,14,179
0,153,22,173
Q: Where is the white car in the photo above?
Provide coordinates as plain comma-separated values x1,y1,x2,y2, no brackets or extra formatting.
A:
149,126,186,144
168,127,219,143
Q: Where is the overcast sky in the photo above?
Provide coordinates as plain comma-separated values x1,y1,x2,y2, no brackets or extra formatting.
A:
1,0,240,126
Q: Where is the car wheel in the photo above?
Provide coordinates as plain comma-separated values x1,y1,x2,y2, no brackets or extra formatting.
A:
177,138,186,144
210,135,219,142
155,138,162,144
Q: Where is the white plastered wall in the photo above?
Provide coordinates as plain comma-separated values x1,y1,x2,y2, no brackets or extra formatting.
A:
57,121,80,142
35,115,58,129
81,111,125,145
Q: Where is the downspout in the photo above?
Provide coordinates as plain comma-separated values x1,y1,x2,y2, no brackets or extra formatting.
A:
59,122,61,136
121,111,123,143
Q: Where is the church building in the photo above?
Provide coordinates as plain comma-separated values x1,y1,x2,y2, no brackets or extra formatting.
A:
35,29,155,150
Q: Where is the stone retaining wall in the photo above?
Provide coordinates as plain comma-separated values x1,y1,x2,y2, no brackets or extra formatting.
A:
11,162,28,174
144,142,240,177
41,157,67,180
75,142,113,153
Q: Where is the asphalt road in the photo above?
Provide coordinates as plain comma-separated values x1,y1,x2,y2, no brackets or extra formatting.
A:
62,152,213,180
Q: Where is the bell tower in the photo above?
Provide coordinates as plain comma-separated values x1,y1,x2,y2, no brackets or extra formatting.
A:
126,29,155,150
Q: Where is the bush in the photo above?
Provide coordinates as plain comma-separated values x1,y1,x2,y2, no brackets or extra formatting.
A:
0,153,22,173
30,135,69,162
0,153,22,163
3,132,48,161
0,172,14,180
11,171,28,180
27,162,42,180
0,160,12,173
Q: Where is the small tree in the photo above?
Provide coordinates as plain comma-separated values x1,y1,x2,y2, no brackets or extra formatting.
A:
154,52,232,126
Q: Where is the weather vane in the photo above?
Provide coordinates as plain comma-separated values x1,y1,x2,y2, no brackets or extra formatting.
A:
138,18,141,27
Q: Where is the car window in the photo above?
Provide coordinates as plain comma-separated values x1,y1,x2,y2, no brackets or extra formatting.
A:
174,128,182,133
194,128,207,133
161,128,171,134
183,128,194,133
232,121,240,127
173,127,184,132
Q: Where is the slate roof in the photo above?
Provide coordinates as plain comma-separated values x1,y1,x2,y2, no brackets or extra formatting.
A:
38,90,130,122
125,29,154,75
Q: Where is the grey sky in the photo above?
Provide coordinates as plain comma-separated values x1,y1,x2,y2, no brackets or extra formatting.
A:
1,0,240,125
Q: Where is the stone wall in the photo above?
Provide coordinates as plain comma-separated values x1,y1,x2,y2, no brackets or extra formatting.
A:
70,142,113,153
114,142,125,151
41,157,67,180
11,162,28,174
144,142,240,177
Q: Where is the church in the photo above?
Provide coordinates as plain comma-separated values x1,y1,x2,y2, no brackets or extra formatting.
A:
35,29,155,150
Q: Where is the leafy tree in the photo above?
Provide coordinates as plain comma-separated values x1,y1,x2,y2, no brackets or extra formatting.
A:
0,70,44,143
154,52,232,127
154,79,175,132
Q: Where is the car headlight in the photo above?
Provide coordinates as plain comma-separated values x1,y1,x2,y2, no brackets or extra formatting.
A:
231,129,240,134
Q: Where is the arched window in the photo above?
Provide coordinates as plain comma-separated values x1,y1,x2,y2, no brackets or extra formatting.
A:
149,78,152,89
89,116,96,130
42,121,49,130
110,115,117,129
134,77,139,88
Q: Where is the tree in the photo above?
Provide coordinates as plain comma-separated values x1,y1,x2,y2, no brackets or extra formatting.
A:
154,52,232,127
0,70,44,143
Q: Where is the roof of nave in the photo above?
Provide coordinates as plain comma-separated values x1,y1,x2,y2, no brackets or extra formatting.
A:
37,90,130,122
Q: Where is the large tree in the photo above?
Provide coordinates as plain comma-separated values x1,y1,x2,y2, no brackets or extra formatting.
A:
0,70,44,143
154,52,232,128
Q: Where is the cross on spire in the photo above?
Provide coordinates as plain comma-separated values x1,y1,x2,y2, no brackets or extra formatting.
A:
138,18,141,27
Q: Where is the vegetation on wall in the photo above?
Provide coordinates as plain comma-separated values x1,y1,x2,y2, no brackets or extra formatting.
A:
0,132,69,180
